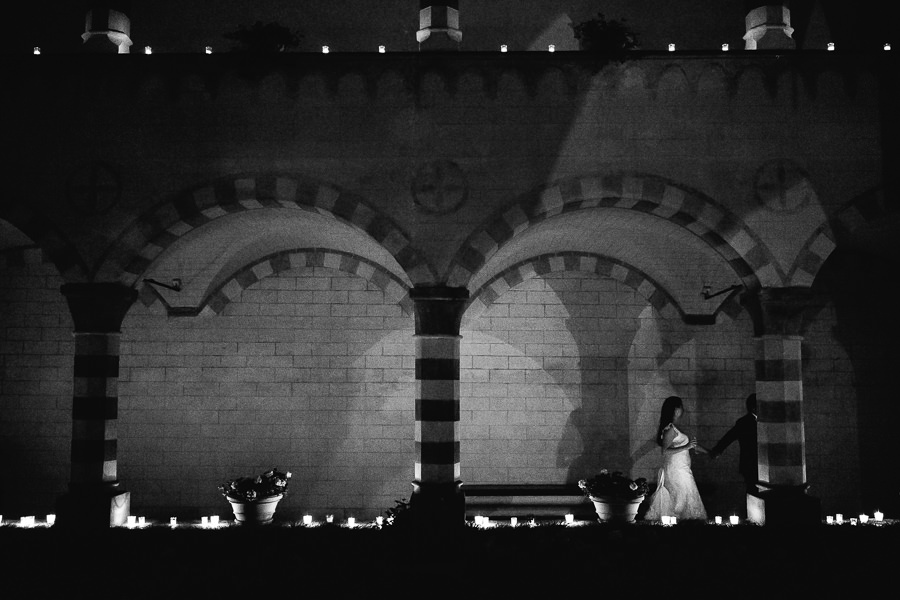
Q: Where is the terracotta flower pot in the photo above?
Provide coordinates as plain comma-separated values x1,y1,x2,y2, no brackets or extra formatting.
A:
589,495,644,523
226,493,283,525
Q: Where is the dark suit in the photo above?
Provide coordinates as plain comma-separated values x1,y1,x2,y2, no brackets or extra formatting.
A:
711,412,757,491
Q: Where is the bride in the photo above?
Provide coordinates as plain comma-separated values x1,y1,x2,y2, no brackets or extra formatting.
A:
643,395,708,521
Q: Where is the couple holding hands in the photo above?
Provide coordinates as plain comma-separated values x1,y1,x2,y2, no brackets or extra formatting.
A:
643,394,758,522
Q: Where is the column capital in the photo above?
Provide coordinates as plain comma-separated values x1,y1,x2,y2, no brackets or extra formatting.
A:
61,282,138,333
744,286,815,336
410,285,469,336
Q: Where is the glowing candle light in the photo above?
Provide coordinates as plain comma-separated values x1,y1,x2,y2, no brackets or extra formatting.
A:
836,513,843,524
874,510,884,522
170,517,177,528
322,46,330,54
378,45,385,53
529,519,536,527
884,43,892,51
347,517,356,527
126,515,136,528
565,514,574,524
850,517,858,526
859,514,869,524
375,516,383,527
326,514,334,523
668,43,675,52
500,44,508,52
138,516,146,527
721,43,729,51
714,516,722,525
201,516,209,527
21,516,35,528
671,517,677,525
729,515,739,525
483,517,491,527
33,47,41,55
510,517,517,527
210,515,219,527
46,514,56,526
661,516,671,525
303,515,313,526
826,515,834,524
548,44,555,52
474,515,483,526
204,46,212,54
827,42,835,51
144,46,152,54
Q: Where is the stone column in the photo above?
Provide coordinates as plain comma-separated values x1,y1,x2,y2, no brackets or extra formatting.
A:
409,285,468,531
747,287,820,526
56,283,137,528
82,4,133,53
417,1,462,51
743,3,795,50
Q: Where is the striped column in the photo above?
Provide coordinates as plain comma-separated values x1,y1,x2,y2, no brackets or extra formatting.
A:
749,287,819,525
756,335,805,486
59,283,137,528
410,286,468,529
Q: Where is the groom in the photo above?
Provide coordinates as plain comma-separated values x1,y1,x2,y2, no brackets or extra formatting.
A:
709,393,758,493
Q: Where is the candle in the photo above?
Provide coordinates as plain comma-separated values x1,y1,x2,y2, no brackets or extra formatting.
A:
510,517,517,527
127,515,137,528
210,515,219,527
529,519,536,527
826,515,834,524
303,515,313,526
483,517,491,528
375,516,383,527
565,514,574,524
326,515,334,523
859,514,869,524
21,516,35,528
714,516,722,525
850,517,858,526
201,516,209,527
474,515,483,526
671,517,677,526
836,513,843,524
347,517,356,527
46,514,56,526
661,516,671,525
874,511,884,522
170,517,177,528
729,515,739,525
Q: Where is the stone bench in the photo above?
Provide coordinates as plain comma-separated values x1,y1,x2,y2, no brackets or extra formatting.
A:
462,483,595,520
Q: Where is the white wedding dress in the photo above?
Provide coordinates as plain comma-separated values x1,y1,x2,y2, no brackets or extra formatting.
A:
643,424,708,521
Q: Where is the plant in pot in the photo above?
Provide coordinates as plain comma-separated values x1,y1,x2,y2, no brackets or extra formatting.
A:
578,469,648,523
219,467,291,525
571,12,639,57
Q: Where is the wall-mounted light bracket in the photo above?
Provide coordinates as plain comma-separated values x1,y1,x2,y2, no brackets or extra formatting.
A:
144,278,182,292
701,283,742,300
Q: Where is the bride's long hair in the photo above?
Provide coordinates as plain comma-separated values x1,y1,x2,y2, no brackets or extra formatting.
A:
656,395,684,446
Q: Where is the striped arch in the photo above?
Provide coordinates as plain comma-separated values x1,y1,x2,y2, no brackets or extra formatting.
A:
141,248,413,318
830,186,894,243
0,210,88,282
790,185,895,287
445,173,773,291
94,173,435,286
464,252,683,324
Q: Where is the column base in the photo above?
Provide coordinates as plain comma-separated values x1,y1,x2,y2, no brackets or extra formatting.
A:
409,480,465,532
55,484,131,529
747,485,820,527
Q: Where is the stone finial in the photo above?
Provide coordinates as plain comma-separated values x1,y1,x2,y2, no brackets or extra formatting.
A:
417,2,462,51
744,4,795,50
82,5,133,53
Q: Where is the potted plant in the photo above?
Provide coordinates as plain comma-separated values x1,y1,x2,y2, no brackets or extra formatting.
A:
578,469,648,523
570,12,639,56
219,467,291,525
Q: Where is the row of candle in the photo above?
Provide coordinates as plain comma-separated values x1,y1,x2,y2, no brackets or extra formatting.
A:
826,511,884,525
